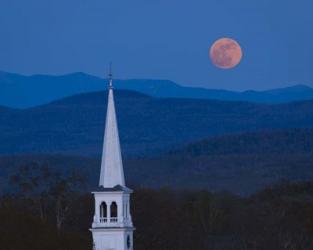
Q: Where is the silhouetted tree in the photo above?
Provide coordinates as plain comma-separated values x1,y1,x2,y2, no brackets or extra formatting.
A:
10,163,85,230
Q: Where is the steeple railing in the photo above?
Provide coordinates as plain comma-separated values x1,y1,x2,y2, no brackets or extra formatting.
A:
99,217,108,223
94,216,132,228
98,217,118,225
110,217,118,223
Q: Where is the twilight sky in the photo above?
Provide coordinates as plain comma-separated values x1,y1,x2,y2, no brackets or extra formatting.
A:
0,0,312,90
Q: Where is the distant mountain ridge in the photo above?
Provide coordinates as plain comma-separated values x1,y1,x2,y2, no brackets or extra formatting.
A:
1,90,313,156
1,71,313,108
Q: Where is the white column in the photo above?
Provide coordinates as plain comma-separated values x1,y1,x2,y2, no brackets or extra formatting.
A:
118,200,123,223
95,200,99,223
107,201,111,220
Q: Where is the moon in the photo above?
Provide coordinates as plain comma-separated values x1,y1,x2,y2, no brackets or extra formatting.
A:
209,38,242,69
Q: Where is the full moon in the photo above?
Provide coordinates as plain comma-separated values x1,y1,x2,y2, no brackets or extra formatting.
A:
209,38,242,69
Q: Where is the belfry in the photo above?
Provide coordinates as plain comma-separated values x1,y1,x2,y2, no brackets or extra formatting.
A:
90,68,134,250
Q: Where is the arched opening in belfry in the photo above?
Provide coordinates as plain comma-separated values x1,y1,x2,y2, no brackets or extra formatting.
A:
100,202,107,221
110,202,118,218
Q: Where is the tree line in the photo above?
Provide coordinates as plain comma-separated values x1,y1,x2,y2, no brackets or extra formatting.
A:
1,163,313,249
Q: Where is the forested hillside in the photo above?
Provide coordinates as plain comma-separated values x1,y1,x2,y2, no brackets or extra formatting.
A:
171,129,313,156
1,90,313,156
1,128,313,195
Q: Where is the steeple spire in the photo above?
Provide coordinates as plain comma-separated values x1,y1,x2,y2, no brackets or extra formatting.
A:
99,66,125,188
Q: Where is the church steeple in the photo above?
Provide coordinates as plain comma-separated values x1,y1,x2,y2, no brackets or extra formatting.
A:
99,67,125,188
91,66,134,250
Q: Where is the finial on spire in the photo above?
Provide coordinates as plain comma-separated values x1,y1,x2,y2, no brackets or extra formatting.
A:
108,62,113,89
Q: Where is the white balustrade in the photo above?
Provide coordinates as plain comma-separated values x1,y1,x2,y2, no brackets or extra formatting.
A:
110,217,118,223
98,217,118,224
100,217,107,223
96,216,132,228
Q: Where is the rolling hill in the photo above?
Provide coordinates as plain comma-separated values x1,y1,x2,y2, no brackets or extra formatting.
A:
1,71,313,108
1,129,313,195
171,129,313,156
1,90,313,156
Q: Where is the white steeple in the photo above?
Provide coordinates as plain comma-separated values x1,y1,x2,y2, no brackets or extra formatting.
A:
99,67,125,188
91,66,134,250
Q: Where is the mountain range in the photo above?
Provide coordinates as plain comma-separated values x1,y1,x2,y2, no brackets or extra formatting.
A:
1,90,313,156
1,71,313,108
2,75,313,194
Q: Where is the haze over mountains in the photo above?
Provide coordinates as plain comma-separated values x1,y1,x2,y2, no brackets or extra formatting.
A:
1,71,313,108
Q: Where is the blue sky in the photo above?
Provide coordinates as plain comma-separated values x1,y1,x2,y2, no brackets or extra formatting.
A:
0,0,312,90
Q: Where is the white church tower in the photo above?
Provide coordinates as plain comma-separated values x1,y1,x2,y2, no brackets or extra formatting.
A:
90,68,134,250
